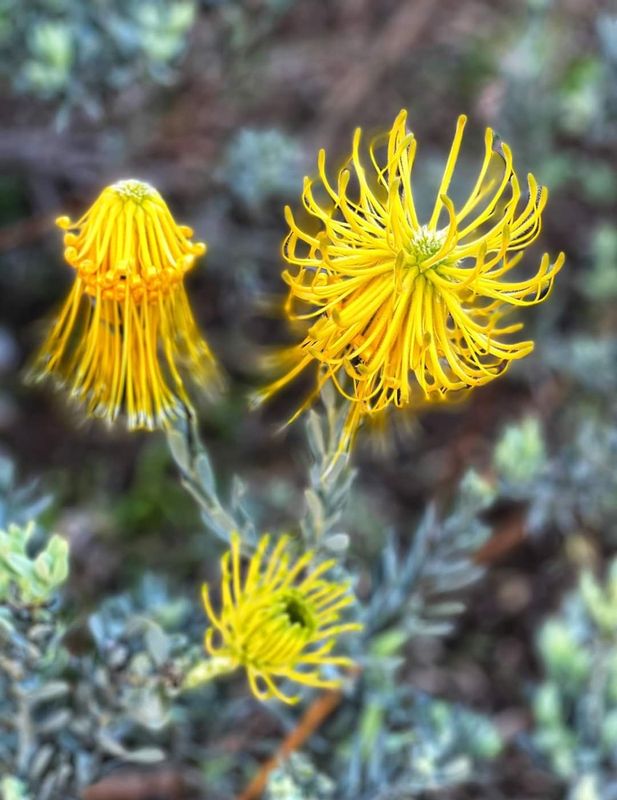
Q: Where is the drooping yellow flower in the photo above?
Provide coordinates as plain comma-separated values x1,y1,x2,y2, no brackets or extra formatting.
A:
30,179,218,430
194,533,361,704
258,111,565,450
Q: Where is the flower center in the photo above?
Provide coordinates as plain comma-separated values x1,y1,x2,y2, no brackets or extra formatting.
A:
110,179,157,203
403,225,446,271
280,592,315,632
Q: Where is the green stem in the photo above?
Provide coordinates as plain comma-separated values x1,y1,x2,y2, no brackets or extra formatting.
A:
166,414,241,544
182,656,237,690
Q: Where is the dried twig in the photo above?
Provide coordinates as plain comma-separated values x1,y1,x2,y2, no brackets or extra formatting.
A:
237,688,345,800
475,510,526,566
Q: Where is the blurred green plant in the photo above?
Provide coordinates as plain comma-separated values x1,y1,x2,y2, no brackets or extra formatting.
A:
266,693,502,800
0,457,199,799
363,466,494,643
221,128,304,211
18,387,617,799
113,438,201,539
492,414,617,543
0,522,68,604
340,688,502,799
0,456,51,530
0,0,197,117
493,416,547,491
168,401,550,798
584,224,617,300
320,458,501,799
167,415,255,546
531,559,617,800
266,753,335,800
218,0,297,52
541,336,617,397
0,777,31,800
501,2,617,177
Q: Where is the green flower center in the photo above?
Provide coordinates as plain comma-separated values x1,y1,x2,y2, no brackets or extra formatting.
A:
280,592,316,632
111,179,157,202
411,226,444,260
401,225,449,274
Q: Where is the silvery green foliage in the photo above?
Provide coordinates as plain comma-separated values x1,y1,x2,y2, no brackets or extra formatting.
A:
0,523,71,798
0,0,196,116
402,698,502,793
323,467,501,799
493,416,547,490
0,456,51,530
0,461,197,798
0,523,68,604
165,400,504,797
301,383,356,555
502,1,617,157
266,694,501,800
266,753,336,800
0,777,31,800
0,567,197,799
267,423,504,800
531,559,617,800
167,415,257,547
541,336,617,396
222,128,305,210
218,0,297,53
342,688,502,800
364,467,494,640
582,224,617,301
596,13,617,143
167,394,354,559
492,414,617,542
79,576,199,760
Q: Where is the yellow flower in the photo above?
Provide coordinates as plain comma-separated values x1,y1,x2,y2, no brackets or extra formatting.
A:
258,111,565,450
29,179,218,430
196,533,362,704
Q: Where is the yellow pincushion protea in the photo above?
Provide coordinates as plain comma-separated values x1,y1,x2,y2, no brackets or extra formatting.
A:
30,179,218,430
258,110,565,450
190,533,361,704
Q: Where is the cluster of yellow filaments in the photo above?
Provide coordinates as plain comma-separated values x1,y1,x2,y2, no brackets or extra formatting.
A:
191,533,361,704
258,110,566,450
30,179,218,430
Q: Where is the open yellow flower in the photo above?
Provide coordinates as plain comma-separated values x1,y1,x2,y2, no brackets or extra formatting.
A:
30,179,218,430
258,110,565,450
192,533,361,704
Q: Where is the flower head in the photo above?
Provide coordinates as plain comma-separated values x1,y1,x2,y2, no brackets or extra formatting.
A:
30,179,218,430
259,111,565,450
200,533,362,703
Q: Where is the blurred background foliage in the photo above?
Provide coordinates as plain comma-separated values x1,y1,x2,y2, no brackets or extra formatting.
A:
0,0,616,798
